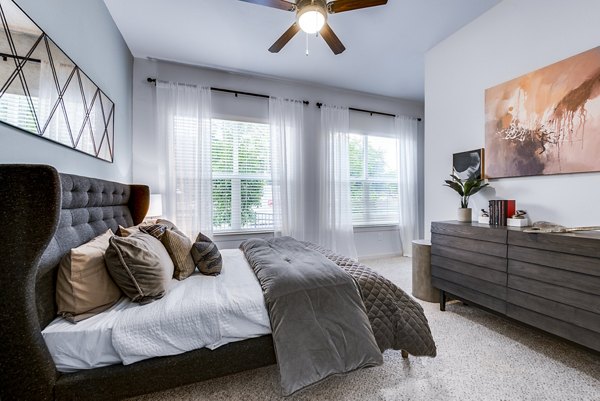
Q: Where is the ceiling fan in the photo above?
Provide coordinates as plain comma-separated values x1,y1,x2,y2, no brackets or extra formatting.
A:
239,0,388,55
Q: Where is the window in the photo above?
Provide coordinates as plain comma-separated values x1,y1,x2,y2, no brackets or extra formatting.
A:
211,118,273,232
349,133,399,225
0,93,38,134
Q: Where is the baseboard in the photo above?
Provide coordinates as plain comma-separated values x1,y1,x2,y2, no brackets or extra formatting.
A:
359,252,405,261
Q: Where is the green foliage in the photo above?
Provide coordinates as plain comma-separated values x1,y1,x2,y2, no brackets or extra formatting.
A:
212,180,232,228
240,180,265,226
444,174,489,208
211,120,269,230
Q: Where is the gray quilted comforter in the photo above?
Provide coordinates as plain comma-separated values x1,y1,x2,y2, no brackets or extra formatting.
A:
241,237,383,396
241,237,436,396
304,241,437,356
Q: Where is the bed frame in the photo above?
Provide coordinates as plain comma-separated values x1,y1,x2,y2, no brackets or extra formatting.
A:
0,164,276,401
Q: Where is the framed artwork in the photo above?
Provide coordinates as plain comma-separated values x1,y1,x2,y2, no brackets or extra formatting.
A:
0,0,115,162
453,149,484,181
485,46,600,178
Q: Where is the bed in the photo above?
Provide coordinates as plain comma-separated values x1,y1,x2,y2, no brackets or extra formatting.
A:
0,164,435,400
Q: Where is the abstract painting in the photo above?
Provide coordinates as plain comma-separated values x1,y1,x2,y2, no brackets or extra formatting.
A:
485,46,600,178
453,149,483,181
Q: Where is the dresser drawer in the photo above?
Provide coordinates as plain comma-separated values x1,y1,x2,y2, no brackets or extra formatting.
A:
507,304,600,352
507,289,600,334
509,245,600,277
432,221,507,243
432,255,506,285
432,266,507,300
508,259,600,295
509,230,600,259
431,244,507,271
432,233,506,258
508,275,600,314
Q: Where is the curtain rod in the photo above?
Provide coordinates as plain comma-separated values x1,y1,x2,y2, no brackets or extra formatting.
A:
147,78,309,106
315,102,422,121
0,53,41,63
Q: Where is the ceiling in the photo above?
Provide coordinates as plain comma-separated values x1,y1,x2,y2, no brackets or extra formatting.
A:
103,0,501,101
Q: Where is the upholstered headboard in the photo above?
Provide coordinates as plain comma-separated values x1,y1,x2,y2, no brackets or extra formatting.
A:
0,164,149,400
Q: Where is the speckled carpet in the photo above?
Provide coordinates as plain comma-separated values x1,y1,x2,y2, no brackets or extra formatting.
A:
129,257,600,401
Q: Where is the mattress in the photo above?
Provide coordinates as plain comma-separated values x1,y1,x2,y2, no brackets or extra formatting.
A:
42,249,272,372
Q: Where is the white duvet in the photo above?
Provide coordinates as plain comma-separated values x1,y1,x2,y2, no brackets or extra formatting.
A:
43,249,272,372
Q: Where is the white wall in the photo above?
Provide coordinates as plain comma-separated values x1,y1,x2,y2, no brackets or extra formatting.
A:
133,58,425,257
0,0,133,182
424,0,600,235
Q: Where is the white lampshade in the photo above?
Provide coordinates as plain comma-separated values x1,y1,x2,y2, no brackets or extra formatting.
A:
297,6,326,34
147,194,163,218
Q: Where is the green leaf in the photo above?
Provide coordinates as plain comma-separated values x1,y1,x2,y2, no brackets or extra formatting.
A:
444,181,464,196
463,180,475,195
468,183,489,196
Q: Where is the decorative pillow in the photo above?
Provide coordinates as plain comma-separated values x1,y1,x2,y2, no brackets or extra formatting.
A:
191,232,223,276
140,224,168,240
104,232,174,304
56,229,122,322
116,225,140,237
156,218,188,238
160,229,196,280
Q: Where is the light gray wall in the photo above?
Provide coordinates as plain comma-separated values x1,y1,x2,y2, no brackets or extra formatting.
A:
424,0,600,236
133,58,425,258
0,0,133,182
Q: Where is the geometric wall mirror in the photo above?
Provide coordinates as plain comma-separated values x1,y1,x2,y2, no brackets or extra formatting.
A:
0,0,114,162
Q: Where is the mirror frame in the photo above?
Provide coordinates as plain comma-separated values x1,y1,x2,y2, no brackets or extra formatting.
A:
0,0,115,162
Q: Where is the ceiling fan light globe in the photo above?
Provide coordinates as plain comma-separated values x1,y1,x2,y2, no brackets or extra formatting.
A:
297,7,326,34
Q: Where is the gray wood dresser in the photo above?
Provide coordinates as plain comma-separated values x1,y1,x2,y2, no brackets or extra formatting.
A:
431,221,600,352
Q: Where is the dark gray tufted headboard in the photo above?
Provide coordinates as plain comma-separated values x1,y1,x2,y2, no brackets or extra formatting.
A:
36,171,149,328
0,164,149,400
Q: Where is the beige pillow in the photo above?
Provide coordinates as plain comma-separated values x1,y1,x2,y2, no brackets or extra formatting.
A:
56,229,122,322
104,232,174,304
161,229,196,280
116,224,140,237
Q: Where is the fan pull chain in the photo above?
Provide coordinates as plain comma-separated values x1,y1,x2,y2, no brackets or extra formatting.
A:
305,32,309,56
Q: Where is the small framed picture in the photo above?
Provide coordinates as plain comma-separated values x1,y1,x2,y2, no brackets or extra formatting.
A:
453,149,484,180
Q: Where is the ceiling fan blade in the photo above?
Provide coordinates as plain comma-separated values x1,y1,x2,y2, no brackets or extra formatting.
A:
269,23,301,53
238,0,296,11
327,0,387,14
320,23,346,55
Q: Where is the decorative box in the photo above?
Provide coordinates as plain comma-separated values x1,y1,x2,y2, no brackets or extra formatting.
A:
507,218,530,227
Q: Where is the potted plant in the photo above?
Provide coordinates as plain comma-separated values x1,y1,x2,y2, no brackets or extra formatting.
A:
444,174,489,222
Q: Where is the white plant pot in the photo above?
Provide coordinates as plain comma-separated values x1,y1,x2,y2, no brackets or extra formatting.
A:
457,208,472,222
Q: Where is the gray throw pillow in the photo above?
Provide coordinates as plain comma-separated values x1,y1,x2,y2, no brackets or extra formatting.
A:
104,232,174,304
191,232,223,276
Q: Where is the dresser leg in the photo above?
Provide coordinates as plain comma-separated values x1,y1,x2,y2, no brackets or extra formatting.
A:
401,350,409,359
440,290,446,311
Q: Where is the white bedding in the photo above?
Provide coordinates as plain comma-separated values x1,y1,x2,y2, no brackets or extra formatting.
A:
42,249,272,372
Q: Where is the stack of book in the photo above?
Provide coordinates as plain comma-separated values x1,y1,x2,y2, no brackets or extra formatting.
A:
488,200,516,226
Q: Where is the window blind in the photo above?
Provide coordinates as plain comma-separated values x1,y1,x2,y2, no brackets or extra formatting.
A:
0,93,38,133
349,133,399,225
211,118,273,232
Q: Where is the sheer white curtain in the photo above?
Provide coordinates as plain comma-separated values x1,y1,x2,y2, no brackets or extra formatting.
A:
39,61,84,148
395,116,419,256
318,105,357,259
269,97,306,239
156,82,213,238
